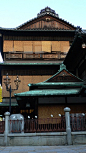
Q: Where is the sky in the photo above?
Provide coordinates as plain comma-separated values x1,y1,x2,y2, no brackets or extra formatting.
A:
0,0,86,62
0,0,86,29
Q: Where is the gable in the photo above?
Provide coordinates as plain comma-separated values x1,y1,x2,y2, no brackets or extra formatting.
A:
18,15,75,30
17,7,76,30
46,69,83,82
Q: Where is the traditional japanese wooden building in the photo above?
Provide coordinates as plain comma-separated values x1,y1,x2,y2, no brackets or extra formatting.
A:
64,29,86,81
15,64,86,119
0,7,77,117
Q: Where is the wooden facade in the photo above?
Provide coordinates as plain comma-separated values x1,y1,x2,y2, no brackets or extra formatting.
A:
0,7,80,118
2,31,74,62
3,40,70,61
15,64,86,119
38,104,86,119
2,7,76,63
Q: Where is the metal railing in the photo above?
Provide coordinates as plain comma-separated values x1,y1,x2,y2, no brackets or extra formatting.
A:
24,117,66,133
70,115,86,131
0,121,5,133
1,115,86,134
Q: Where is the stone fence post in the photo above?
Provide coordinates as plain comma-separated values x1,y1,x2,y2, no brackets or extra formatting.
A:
64,107,72,145
4,112,10,146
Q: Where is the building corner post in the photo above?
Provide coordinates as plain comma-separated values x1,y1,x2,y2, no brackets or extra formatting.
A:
64,107,72,145
4,112,10,146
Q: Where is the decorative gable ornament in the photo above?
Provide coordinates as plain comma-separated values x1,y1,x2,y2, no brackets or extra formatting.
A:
46,64,83,82
37,7,59,18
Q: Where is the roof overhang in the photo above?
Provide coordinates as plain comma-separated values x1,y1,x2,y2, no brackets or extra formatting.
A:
0,28,76,38
15,88,81,97
0,62,61,66
0,102,18,106
28,82,83,87
64,32,86,70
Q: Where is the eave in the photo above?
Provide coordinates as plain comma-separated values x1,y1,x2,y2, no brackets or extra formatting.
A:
0,102,18,106
14,88,81,97
0,62,61,66
28,82,83,87
64,32,86,70
0,28,75,37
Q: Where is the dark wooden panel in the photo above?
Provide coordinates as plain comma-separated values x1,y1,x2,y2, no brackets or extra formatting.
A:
6,53,22,59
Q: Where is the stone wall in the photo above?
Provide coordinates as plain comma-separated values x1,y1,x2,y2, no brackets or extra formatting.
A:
72,132,86,145
1,132,86,146
7,132,67,146
0,134,4,146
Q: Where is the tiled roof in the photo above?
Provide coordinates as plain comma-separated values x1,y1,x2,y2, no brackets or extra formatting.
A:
17,7,76,29
15,88,80,97
37,7,59,18
0,7,76,31
0,27,75,32
0,62,61,66
14,64,84,98
28,64,83,87
17,16,76,30
28,82,83,87
44,64,83,82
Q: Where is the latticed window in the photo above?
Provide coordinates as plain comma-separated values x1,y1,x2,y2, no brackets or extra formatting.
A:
2,69,55,76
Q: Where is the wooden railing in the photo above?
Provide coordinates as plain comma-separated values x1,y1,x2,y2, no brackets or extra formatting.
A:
5,52,66,60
